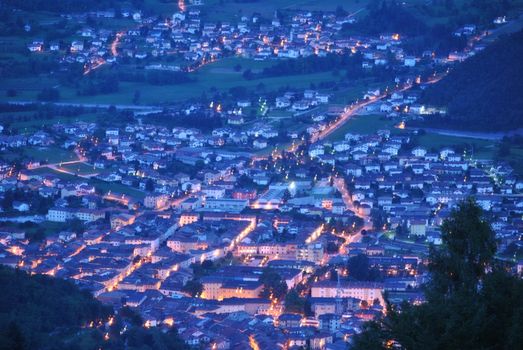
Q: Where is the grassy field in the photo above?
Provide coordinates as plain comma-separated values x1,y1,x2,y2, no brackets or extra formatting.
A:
0,57,344,105
326,114,399,141
25,147,78,164
89,179,146,199
0,147,77,164
56,162,98,176
413,133,497,159
27,167,146,199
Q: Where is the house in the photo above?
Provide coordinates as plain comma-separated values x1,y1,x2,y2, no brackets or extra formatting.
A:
412,147,427,158
12,201,29,212
143,193,169,209
311,281,385,305
276,97,291,109
204,198,248,212
253,138,268,149
409,219,427,236
237,100,251,108
316,93,330,104
46,207,105,223
71,40,84,52
309,145,324,158
227,115,244,125
292,100,310,111
404,56,416,67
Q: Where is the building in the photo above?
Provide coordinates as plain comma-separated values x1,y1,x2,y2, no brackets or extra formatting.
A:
204,198,248,212
200,277,263,300
311,281,385,305
46,207,105,223
144,194,169,209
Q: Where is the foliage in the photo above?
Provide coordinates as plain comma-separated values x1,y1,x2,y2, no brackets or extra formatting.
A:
145,70,194,86
0,266,188,350
147,112,222,132
351,199,523,350
420,30,523,131
345,0,469,55
0,265,111,349
255,53,363,79
182,279,203,297
37,87,60,102
284,289,311,315
347,254,381,282
77,73,119,96
259,268,288,300
352,0,428,37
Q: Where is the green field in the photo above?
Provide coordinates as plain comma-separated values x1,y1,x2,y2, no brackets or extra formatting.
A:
25,147,78,164
0,147,77,164
56,162,98,176
414,133,497,159
326,114,399,141
89,178,146,199
0,57,345,105
27,167,146,199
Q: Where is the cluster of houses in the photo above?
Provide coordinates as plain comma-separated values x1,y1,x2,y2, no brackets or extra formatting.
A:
24,3,479,79
0,103,522,348
3,3,520,349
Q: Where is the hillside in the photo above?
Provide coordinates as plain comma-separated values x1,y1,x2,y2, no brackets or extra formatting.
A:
420,29,523,131
0,266,187,350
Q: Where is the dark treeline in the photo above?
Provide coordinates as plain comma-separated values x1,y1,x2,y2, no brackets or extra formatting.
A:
77,73,120,96
0,57,60,79
246,52,364,79
0,265,111,348
420,30,523,131
351,0,428,37
147,112,223,131
0,265,188,350
343,0,511,55
117,69,194,86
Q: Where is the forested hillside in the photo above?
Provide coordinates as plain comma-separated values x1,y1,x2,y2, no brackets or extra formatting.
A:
420,29,523,131
0,266,187,350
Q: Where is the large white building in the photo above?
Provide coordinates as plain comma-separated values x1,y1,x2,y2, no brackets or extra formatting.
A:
311,281,385,305
204,198,248,212
47,207,105,223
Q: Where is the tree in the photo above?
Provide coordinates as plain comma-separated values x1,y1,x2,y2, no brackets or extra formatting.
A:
371,208,386,230
69,218,86,234
182,279,203,297
132,89,141,104
428,198,497,297
284,290,307,314
145,179,155,192
37,87,60,101
4,322,25,350
259,268,288,300
347,254,380,281
420,30,523,131
351,199,523,350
